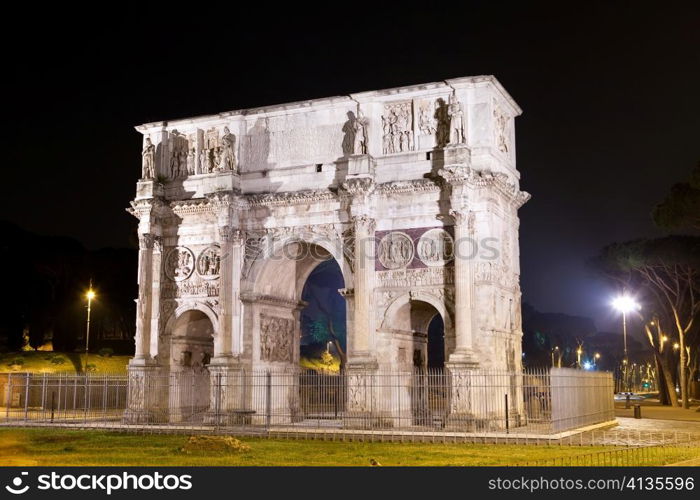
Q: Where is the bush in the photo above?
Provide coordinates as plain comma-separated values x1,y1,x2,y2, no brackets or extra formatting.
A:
50,356,66,365
7,358,24,367
98,347,114,358
86,363,97,372
180,436,250,454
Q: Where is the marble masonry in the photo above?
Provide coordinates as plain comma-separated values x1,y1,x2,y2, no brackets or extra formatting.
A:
125,75,530,425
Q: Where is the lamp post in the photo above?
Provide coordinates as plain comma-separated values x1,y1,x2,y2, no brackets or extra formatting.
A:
594,352,600,368
85,285,96,373
551,346,559,368
612,294,640,391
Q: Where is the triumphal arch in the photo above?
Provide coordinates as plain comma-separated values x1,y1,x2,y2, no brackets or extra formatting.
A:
125,76,530,425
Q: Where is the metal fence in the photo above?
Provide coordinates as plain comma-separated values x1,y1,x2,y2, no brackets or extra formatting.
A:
516,440,700,466
0,367,614,436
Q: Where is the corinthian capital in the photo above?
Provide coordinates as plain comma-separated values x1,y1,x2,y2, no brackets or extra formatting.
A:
138,233,157,250
438,165,472,185
351,215,376,234
342,177,375,198
219,225,244,245
449,209,475,230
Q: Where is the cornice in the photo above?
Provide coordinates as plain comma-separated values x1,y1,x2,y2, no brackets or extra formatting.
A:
170,198,214,216
376,178,442,196
126,198,167,221
240,292,306,310
245,189,338,207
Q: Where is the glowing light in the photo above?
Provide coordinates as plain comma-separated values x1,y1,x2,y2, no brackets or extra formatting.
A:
86,290,96,300
583,362,593,370
673,343,680,350
661,336,668,343
611,295,641,313
594,353,601,359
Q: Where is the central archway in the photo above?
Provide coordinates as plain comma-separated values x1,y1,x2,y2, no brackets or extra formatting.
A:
247,239,349,370
300,258,347,371
244,238,350,424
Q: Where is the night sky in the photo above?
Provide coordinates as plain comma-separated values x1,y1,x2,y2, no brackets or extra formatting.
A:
2,4,698,334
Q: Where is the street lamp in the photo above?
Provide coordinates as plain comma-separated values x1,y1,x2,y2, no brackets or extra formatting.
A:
612,294,640,391
85,285,96,373
551,346,560,368
594,352,601,368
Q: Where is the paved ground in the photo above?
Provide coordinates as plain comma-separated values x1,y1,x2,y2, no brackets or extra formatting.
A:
615,400,700,422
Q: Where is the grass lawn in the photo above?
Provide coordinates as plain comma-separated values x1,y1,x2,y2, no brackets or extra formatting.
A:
0,428,618,466
0,352,130,374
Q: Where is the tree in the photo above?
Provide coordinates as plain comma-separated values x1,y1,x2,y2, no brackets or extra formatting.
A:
590,236,700,408
652,162,700,232
300,259,347,369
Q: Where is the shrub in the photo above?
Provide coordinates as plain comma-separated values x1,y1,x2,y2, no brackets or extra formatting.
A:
50,356,66,365
7,358,24,367
98,347,114,358
180,436,250,454
86,363,97,372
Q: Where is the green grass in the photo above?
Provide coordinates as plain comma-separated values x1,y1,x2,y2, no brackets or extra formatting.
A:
0,352,130,374
0,428,621,466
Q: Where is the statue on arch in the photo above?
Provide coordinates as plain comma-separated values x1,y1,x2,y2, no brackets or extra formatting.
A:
218,126,237,172
352,112,368,155
141,138,156,179
448,92,465,145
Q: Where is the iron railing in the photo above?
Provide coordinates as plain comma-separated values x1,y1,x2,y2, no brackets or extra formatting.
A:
0,367,614,436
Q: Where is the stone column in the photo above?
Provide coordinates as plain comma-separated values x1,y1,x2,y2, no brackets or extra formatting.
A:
148,237,163,359
134,233,155,359
125,200,164,423
438,162,480,429
350,214,376,360
342,173,380,427
214,225,244,358
448,209,478,365
205,214,248,425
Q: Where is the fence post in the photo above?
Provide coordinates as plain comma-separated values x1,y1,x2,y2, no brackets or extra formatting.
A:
41,373,47,420
266,371,271,429
102,375,108,419
73,377,78,414
84,373,89,423
191,372,196,421
505,393,509,434
51,391,55,423
216,373,222,429
5,373,12,419
23,373,30,422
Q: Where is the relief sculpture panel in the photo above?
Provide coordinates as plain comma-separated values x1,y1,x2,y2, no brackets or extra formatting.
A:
259,314,294,362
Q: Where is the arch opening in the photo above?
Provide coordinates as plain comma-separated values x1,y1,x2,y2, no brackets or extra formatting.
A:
170,310,214,371
300,258,347,372
390,299,446,370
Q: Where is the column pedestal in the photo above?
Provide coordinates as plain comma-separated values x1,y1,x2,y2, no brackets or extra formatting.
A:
444,361,480,430
344,358,386,428
123,360,166,424
203,358,253,426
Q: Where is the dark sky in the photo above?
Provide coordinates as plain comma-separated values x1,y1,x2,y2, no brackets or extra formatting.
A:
2,3,698,332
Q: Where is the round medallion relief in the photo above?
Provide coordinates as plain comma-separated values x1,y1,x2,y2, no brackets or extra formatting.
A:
377,231,414,270
417,229,454,267
164,246,195,281
196,245,221,279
